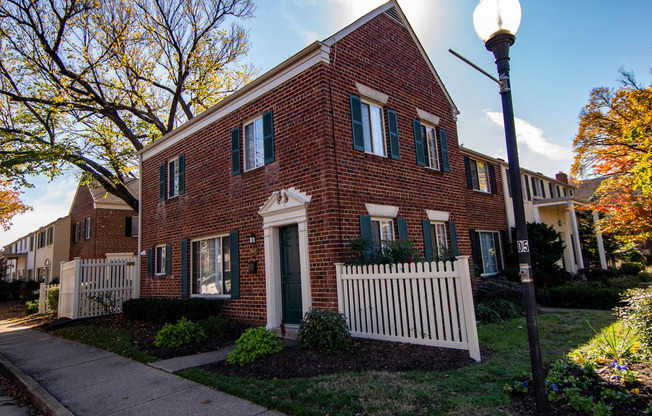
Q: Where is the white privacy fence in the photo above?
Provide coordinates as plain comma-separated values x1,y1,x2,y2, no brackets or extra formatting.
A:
38,284,59,314
335,256,480,361
59,257,137,319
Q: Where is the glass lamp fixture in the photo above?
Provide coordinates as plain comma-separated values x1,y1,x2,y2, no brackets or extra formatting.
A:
473,0,522,43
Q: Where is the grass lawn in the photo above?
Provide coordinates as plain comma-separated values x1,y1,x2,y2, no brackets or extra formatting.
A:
52,326,157,364
179,310,616,416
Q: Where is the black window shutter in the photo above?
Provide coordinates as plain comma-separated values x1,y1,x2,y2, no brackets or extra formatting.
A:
531,176,537,197
464,156,473,189
422,219,434,262
229,230,240,299
178,154,185,194
159,164,166,201
469,229,483,274
489,164,497,194
125,217,132,237
359,215,373,256
524,175,531,200
181,239,189,298
231,127,241,175
540,180,546,198
350,95,365,151
448,221,458,253
147,248,153,277
549,183,554,199
438,128,450,172
397,218,408,240
387,109,400,160
506,168,512,197
493,232,503,271
412,120,425,166
165,245,172,275
263,111,274,164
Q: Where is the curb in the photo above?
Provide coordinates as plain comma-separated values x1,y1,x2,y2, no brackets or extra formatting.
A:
0,352,74,416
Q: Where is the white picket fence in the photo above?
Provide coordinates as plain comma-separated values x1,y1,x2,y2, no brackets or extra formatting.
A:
38,284,59,314
59,257,137,319
335,256,480,361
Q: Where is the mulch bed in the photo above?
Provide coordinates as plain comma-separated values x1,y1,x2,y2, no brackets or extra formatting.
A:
200,339,489,379
511,361,652,415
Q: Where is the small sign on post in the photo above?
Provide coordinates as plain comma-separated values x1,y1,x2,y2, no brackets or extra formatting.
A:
517,240,529,253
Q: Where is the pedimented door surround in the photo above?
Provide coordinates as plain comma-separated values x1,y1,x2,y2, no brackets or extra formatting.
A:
258,188,312,329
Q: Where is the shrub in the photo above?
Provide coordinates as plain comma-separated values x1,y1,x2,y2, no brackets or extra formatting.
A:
475,276,523,304
198,315,234,339
20,280,40,301
24,300,38,315
579,267,620,282
122,298,226,324
47,287,59,313
346,238,422,265
474,299,524,325
547,284,623,310
616,288,652,349
7,280,23,300
298,308,352,351
154,317,207,348
474,303,502,325
226,327,282,366
618,262,645,276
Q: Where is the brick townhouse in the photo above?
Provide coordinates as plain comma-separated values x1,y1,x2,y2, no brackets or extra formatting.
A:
138,1,508,329
69,179,139,259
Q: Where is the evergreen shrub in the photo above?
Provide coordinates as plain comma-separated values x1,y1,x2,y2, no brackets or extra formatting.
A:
298,308,352,351
226,327,282,366
154,317,206,348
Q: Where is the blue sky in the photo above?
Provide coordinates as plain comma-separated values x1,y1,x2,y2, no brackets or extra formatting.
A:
2,0,651,246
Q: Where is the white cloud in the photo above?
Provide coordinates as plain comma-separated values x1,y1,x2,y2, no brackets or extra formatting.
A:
279,1,321,44
484,111,573,161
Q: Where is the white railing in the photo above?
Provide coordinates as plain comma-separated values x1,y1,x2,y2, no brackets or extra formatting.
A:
335,256,480,361
38,284,59,314
59,257,137,319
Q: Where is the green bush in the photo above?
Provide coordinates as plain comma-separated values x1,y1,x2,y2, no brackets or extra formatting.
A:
226,327,282,366
618,262,646,276
20,280,40,301
47,287,59,312
346,238,422,265
475,276,523,304
616,288,652,349
122,298,226,324
547,284,623,310
8,280,23,300
474,303,502,325
24,300,38,315
474,299,524,325
154,317,207,348
298,308,352,351
198,315,234,339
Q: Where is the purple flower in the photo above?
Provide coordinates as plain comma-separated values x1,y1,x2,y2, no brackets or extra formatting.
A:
522,381,528,387
552,384,558,392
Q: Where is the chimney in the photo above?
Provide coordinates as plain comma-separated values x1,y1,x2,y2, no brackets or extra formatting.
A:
555,172,568,184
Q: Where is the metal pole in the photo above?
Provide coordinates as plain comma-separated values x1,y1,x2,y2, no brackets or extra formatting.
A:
486,33,549,416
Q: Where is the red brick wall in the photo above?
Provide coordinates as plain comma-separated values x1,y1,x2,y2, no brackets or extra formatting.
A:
69,185,138,259
140,13,507,325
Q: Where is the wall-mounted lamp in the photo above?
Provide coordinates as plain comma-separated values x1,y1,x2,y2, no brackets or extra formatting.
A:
249,234,256,244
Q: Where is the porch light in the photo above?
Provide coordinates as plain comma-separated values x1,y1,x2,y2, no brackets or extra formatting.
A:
249,234,256,244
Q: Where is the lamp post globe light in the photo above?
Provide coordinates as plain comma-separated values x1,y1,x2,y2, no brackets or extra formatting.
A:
473,1,550,415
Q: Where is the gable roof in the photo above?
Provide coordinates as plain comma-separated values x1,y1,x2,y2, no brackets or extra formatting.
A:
140,0,458,160
69,178,139,213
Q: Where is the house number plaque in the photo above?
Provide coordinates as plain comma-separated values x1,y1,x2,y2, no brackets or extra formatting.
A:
517,240,529,253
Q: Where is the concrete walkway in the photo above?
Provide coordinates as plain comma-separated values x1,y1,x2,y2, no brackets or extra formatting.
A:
0,320,284,416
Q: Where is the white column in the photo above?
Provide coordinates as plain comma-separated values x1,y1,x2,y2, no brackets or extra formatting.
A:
568,202,584,270
533,206,541,223
593,210,608,270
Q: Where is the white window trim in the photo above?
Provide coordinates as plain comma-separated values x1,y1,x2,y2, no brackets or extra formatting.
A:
416,109,440,126
371,217,395,251
243,114,265,172
430,221,448,257
155,245,166,276
426,210,449,222
190,234,232,298
421,122,440,171
168,156,180,198
469,159,491,194
360,98,387,157
365,203,399,218
355,83,388,105
84,218,91,240
477,230,501,276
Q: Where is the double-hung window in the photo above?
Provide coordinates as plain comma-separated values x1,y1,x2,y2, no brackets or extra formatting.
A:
470,230,502,275
430,222,448,258
360,101,386,157
422,124,440,170
168,157,180,198
370,218,394,251
84,218,91,239
155,245,166,276
191,235,231,296
244,116,264,171
468,159,491,193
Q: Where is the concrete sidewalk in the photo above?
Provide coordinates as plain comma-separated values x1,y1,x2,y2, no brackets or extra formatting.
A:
0,320,283,416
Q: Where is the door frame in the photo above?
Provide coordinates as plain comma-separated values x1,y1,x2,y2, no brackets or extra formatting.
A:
259,188,312,329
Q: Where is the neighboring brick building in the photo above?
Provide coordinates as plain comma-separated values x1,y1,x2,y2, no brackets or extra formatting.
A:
69,179,139,259
138,2,508,328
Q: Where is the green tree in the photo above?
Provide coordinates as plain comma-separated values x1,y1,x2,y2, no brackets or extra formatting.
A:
0,0,255,210
572,71,652,242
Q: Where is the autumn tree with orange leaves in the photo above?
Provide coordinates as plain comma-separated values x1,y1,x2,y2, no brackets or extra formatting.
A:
0,181,30,231
0,0,255,210
572,72,652,243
